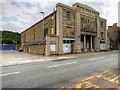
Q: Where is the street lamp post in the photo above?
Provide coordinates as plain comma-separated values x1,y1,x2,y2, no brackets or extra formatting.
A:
41,12,46,55
41,12,44,37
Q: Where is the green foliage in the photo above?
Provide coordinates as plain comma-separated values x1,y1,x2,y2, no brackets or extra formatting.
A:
0,30,21,44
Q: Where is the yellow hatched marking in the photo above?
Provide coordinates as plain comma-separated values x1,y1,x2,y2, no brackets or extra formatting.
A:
84,76,94,81
85,84,99,88
107,74,117,79
102,74,117,80
76,82,89,88
98,71,120,83
101,70,111,74
76,83,82,88
76,81,99,88
110,75,120,83
97,70,111,78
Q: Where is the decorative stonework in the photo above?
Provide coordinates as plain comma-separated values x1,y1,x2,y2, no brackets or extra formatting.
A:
21,2,107,55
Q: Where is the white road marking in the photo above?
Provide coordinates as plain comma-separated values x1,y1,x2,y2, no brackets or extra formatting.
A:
18,58,23,60
89,58,98,60
8,62,18,64
111,55,118,57
89,57,105,61
47,62,77,68
19,60,32,63
0,72,20,77
47,59,56,60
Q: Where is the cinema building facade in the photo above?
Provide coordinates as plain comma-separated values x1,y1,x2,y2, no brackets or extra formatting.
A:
21,2,108,56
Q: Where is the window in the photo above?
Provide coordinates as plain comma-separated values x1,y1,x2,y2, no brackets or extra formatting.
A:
63,40,66,43
63,40,74,43
44,29,48,36
51,27,54,35
81,17,84,23
50,44,56,52
81,24,85,29
101,32,103,37
100,41,105,44
101,22,103,27
66,12,70,20
63,40,70,43
66,27,71,34
101,32,104,40
88,19,90,23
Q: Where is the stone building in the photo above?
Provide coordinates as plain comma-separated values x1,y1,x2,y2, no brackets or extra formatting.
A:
21,2,108,56
107,23,120,49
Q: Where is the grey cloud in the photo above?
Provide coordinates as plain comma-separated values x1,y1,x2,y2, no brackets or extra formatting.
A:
2,23,22,32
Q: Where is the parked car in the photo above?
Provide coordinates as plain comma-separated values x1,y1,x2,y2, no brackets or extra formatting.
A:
19,47,23,52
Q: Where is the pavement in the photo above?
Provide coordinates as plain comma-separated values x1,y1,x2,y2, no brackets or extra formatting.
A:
0,50,118,66
1,50,119,88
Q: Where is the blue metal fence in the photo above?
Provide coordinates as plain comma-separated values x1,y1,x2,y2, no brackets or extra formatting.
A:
0,44,16,50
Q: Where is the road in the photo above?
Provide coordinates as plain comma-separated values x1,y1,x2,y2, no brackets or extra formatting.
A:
1,51,119,88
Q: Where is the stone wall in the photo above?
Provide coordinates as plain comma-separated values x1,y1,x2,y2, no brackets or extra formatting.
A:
100,18,107,40
45,36,59,56
100,17,107,50
107,24,120,49
21,31,26,47
21,2,107,55
21,12,56,55
62,9,75,37
26,27,35,42
34,22,43,41
56,3,64,55
27,45,45,55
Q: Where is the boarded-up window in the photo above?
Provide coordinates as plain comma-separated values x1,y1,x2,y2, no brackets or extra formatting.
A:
50,44,56,52
66,27,71,34
66,27,74,35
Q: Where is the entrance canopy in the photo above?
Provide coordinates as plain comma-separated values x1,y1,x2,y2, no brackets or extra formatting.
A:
63,38,75,41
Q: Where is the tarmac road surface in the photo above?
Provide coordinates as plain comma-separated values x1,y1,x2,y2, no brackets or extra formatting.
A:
1,51,119,88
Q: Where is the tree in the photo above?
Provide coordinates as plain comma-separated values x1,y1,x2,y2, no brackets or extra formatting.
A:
1,30,21,44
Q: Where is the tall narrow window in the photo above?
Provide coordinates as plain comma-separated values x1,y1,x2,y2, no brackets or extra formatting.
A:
101,22,103,27
44,29,48,36
51,27,54,35
81,17,84,23
67,12,70,20
101,32,104,40
88,19,90,23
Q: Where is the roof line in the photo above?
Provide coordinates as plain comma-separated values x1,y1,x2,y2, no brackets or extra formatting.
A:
21,11,56,34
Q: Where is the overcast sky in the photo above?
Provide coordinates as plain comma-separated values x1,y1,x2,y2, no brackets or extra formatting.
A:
0,0,119,33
